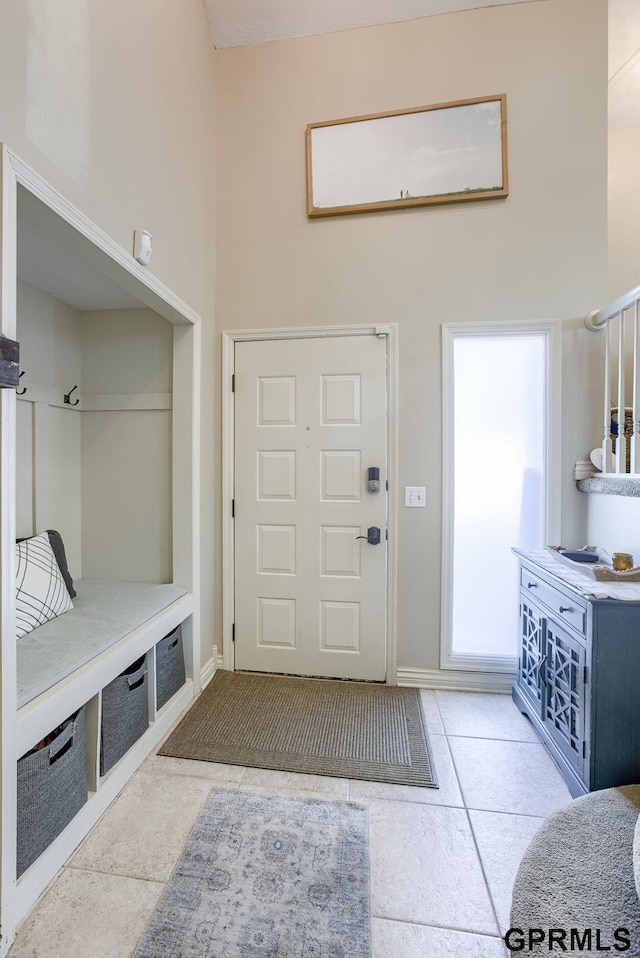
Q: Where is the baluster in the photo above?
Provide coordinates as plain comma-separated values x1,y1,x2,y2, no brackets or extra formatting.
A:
632,300,640,474
586,288,640,475
616,310,627,473
603,319,613,473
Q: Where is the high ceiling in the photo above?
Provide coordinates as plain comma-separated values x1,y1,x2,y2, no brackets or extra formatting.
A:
203,0,540,49
204,0,639,132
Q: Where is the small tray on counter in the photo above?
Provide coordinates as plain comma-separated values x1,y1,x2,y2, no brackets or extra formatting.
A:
547,546,640,582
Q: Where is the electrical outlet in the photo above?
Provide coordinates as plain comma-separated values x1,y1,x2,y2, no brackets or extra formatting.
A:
405,486,426,507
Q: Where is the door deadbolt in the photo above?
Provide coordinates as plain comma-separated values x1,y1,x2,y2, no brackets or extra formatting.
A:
356,526,381,546
368,466,381,494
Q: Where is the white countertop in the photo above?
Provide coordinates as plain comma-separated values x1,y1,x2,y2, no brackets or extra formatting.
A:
517,549,640,601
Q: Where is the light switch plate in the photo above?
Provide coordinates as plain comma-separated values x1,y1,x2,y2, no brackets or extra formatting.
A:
405,486,426,507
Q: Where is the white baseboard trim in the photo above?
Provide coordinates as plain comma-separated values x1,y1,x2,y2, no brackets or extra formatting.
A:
396,667,516,693
200,651,218,689
200,661,514,692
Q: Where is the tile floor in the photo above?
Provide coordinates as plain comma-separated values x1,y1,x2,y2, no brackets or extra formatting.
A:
8,689,573,958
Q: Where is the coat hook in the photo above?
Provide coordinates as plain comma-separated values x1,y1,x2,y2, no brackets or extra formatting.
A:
16,371,27,396
64,385,79,406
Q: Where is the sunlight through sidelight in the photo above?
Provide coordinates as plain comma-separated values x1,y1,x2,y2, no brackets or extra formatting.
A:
451,333,546,658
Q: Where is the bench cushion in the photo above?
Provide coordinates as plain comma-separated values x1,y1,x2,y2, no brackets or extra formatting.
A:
17,579,187,709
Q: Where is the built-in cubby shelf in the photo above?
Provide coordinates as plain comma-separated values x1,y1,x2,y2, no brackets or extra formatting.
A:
16,660,193,927
0,146,202,956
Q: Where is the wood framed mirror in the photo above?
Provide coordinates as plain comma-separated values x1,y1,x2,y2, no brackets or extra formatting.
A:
306,94,508,218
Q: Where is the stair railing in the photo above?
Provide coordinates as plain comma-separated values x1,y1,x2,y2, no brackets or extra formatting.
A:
586,283,640,475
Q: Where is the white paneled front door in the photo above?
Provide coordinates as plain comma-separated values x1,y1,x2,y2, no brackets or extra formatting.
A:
234,334,388,680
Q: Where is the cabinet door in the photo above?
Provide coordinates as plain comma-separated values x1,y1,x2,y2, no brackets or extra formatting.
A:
519,596,545,720
543,620,586,775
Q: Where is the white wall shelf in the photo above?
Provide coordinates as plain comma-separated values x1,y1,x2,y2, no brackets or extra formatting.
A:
577,476,640,497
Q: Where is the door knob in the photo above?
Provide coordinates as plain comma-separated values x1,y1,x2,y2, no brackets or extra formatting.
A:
356,527,381,545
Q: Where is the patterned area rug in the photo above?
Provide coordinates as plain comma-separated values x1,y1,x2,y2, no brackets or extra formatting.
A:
134,789,371,958
159,670,437,787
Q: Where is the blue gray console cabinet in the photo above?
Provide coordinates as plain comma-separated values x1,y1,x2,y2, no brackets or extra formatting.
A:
512,550,640,798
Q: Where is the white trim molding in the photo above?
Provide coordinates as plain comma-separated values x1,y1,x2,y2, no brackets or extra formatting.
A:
0,143,19,958
397,667,515,693
440,319,562,675
200,652,218,689
222,324,399,683
6,149,199,328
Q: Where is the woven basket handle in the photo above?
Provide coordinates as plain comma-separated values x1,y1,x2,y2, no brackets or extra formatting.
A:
48,720,76,765
127,665,147,691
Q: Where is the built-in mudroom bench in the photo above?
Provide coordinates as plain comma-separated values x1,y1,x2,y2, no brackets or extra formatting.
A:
0,147,202,954
513,548,640,799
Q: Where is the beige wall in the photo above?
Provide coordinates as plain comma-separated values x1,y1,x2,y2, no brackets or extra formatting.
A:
0,1,217,665
81,309,173,584
586,494,640,561
16,280,82,394
215,0,608,671
609,128,640,300
15,281,83,571
14,292,177,590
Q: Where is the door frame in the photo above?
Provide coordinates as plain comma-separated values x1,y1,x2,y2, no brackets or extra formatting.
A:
222,324,399,684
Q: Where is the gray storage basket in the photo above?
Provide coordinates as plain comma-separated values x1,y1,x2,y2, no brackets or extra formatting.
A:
100,655,149,776
156,625,186,710
17,707,87,878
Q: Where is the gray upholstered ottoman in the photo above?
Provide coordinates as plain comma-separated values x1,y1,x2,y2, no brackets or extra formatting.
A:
511,786,640,955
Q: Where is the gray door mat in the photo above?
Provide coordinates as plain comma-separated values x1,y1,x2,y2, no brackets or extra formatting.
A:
159,669,437,787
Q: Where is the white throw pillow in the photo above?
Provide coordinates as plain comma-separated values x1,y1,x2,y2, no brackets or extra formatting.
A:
16,533,74,639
